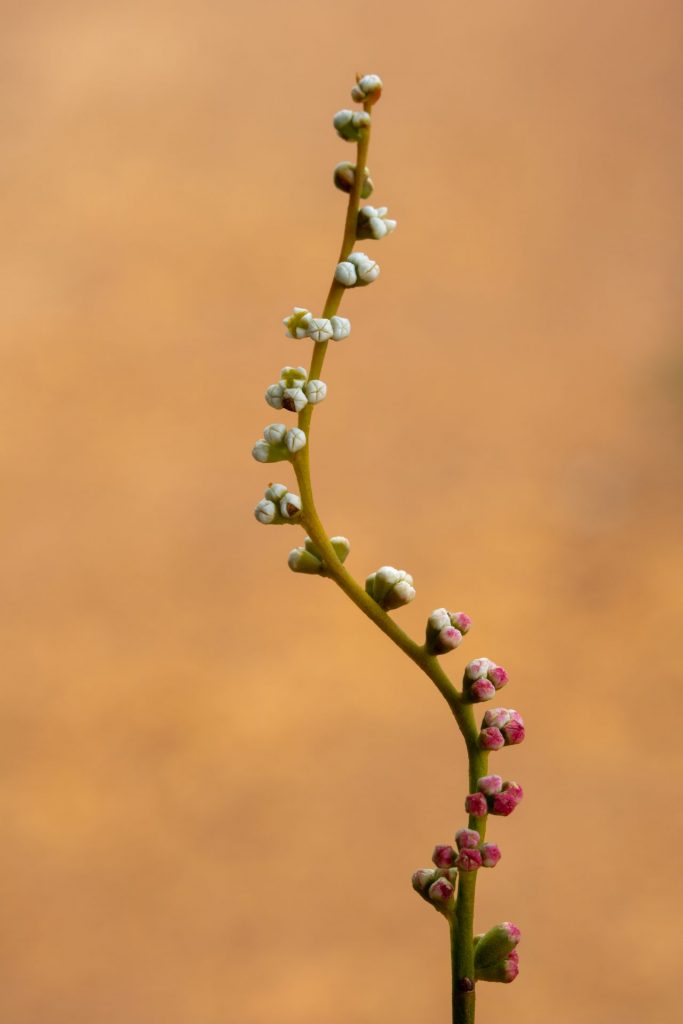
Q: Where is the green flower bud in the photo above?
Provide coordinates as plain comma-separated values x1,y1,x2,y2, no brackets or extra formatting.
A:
333,161,374,199
474,923,521,970
288,546,323,574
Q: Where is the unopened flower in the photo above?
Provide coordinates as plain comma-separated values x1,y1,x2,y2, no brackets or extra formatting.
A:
432,844,457,869
480,843,502,868
464,792,488,817
334,260,357,286
254,483,300,526
357,205,397,240
333,108,371,142
411,868,437,897
482,708,525,746
365,566,415,610
470,679,496,702
252,423,288,463
428,877,454,903
279,491,302,519
305,379,327,403
426,608,472,655
333,161,374,198
455,828,480,850
306,317,334,342
348,251,380,283
476,950,519,984
477,775,503,796
490,782,524,817
466,658,492,681
288,546,323,574
456,848,482,872
479,727,505,751
329,315,351,341
464,658,508,697
351,73,383,105
474,922,521,970
285,427,307,454
303,535,351,567
282,307,313,339
254,499,276,524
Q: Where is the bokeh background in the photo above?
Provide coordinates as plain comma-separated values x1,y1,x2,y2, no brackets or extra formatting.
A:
2,1,682,1022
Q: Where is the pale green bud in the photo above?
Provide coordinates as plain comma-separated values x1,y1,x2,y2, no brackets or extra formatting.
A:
333,161,374,198
351,74,383,105
288,546,323,574
333,108,371,142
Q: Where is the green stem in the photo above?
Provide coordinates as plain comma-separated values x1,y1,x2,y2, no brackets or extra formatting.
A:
289,97,484,1024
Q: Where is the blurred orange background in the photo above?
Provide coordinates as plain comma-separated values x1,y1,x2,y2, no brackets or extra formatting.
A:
2,2,682,1022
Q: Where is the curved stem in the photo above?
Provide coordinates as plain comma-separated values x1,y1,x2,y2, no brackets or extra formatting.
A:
289,97,484,1024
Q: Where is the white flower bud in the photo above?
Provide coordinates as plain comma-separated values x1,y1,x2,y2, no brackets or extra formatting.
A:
329,316,351,341
280,492,302,519
357,204,397,241
285,427,307,453
366,566,415,609
351,74,383,105
254,499,276,524
288,546,323,574
263,423,287,446
428,608,451,632
306,317,334,343
282,307,313,339
281,387,307,413
251,440,273,463
265,482,287,502
330,536,351,562
305,379,327,404
265,383,284,409
334,261,357,287
348,251,380,283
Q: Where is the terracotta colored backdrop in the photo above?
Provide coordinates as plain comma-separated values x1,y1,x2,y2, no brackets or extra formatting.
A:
2,2,682,1022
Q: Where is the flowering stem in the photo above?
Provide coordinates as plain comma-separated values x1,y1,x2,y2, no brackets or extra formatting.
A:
290,99,489,1024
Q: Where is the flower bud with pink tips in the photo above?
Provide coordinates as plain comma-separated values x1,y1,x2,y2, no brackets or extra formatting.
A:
479,727,505,751
464,658,509,701
476,950,520,984
432,844,457,869
456,848,482,871
474,922,521,972
365,566,415,610
490,781,524,817
428,877,455,904
477,774,503,795
411,868,437,899
455,828,480,850
425,608,472,655
480,842,502,868
481,708,525,746
464,792,488,817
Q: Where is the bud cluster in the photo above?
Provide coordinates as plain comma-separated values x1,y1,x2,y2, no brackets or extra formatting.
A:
463,658,509,702
333,161,374,198
254,483,302,525
334,251,380,287
351,73,383,105
333,108,371,142
365,566,415,610
425,608,472,655
251,422,307,463
265,366,327,414
411,855,457,914
288,535,351,575
282,307,351,343
465,776,524,819
356,205,397,240
474,922,521,984
479,708,526,750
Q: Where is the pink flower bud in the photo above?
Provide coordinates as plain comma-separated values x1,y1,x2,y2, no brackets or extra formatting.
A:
455,828,480,850
502,719,525,745
480,842,502,867
432,844,457,868
503,780,523,802
482,707,511,729
465,792,488,816
479,727,505,750
490,792,519,816
435,626,463,652
428,877,454,902
456,848,482,871
470,679,495,702
412,868,436,894
465,658,491,681
487,664,509,689
451,611,472,633
477,774,503,795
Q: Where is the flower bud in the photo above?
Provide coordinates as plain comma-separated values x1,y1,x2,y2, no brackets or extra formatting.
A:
425,608,472,655
306,317,334,343
428,877,454,903
285,427,307,454
282,307,312,339
464,792,488,817
279,492,302,520
333,161,374,198
303,535,350,567
305,379,327,404
356,205,397,240
479,727,505,751
432,844,457,869
351,73,383,105
502,717,525,746
281,387,307,412
482,708,511,729
411,868,437,897
347,251,380,284
329,315,351,341
253,423,298,463
490,782,523,817
488,665,509,689
265,383,285,409
451,612,472,633
476,950,519,983
288,546,323,574
474,922,521,970
503,781,523,802
465,658,492,681
455,828,480,850
333,108,371,142
477,775,503,796
264,423,287,446
334,260,357,286
265,483,288,502
254,499,276,524
480,843,502,868
470,679,496,702
366,566,415,610
455,848,482,871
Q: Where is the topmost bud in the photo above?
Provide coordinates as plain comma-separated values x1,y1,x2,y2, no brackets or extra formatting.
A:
351,74,383,105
